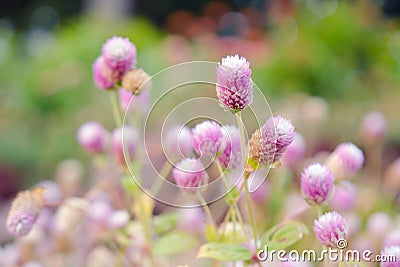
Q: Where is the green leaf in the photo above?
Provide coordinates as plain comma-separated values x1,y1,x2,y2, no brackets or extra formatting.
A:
153,212,179,234
153,231,198,256
197,243,252,261
261,221,309,251
121,176,139,193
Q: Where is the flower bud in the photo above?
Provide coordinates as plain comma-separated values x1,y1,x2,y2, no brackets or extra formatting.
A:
192,120,225,157
172,158,209,193
77,121,107,154
300,163,334,205
92,57,115,90
121,68,151,94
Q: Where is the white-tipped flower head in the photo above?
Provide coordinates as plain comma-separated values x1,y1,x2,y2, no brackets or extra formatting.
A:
92,57,115,90
300,163,335,205
172,158,209,193
216,54,253,112
77,121,107,154
314,211,348,248
248,116,295,168
325,142,364,180
102,36,137,81
380,246,400,267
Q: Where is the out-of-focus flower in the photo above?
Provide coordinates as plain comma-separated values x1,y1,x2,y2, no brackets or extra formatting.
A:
248,116,295,168
77,121,107,154
218,125,242,170
54,197,88,233
314,211,348,248
37,180,62,206
177,208,204,234
380,246,400,267
86,245,116,267
121,68,151,94
383,230,400,249
88,201,113,227
102,36,136,81
172,158,209,193
366,212,392,238
219,222,251,244
108,210,130,229
112,126,138,166
384,158,400,193
329,181,357,211
92,57,115,90
325,142,364,180
7,187,45,237
164,124,194,161
118,88,150,114
361,111,387,142
22,262,43,267
216,54,253,112
282,132,307,169
300,163,334,205
55,159,84,197
192,120,225,157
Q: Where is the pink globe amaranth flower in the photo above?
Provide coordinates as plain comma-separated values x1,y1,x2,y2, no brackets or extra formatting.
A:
313,211,348,248
325,142,364,180
102,36,137,81
88,201,113,227
216,54,253,112
248,116,295,167
119,88,150,114
329,181,357,211
282,132,307,169
172,158,209,193
366,212,392,237
164,125,194,161
192,120,225,157
92,57,115,90
380,246,400,267
108,210,130,229
77,121,107,154
7,187,45,237
218,125,242,170
384,231,400,249
301,163,335,205
361,111,387,142
112,126,138,166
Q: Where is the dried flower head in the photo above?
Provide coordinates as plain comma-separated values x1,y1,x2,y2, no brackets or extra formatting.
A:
92,57,115,90
54,197,88,233
216,54,253,112
7,187,45,237
301,163,335,205
248,116,295,168
121,68,151,94
314,211,348,248
192,120,225,157
218,125,242,170
102,36,136,81
325,142,364,180
172,158,209,193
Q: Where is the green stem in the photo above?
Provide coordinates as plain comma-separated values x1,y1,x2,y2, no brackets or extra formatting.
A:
236,112,247,170
196,191,216,229
150,161,173,195
110,91,123,127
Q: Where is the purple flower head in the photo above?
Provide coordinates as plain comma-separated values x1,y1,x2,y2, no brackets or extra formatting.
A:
119,88,150,114
192,120,225,157
172,158,209,193
282,132,307,169
88,201,113,227
329,181,357,211
92,57,115,90
102,36,136,81
314,211,348,248
326,142,364,180
216,54,253,112
384,231,400,249
380,246,400,267
218,125,242,170
366,212,392,237
361,111,387,141
77,121,107,154
108,210,130,229
7,187,45,237
164,125,194,161
248,116,295,167
301,163,335,205
112,126,138,166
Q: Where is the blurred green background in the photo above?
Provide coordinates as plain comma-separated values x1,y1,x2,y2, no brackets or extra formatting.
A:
0,0,399,196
